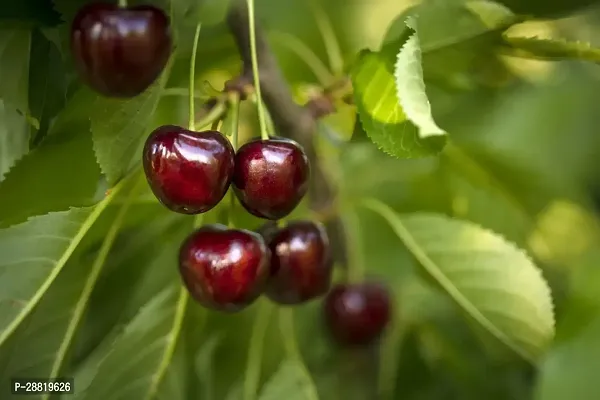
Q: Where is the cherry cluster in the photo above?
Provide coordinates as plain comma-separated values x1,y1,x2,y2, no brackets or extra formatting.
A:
71,2,391,346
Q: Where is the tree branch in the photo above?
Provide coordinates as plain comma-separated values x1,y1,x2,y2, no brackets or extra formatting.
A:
226,0,347,266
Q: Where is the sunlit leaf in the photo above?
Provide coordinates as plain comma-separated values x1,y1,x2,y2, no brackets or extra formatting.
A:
395,18,446,139
362,200,555,362
383,0,516,89
352,42,445,159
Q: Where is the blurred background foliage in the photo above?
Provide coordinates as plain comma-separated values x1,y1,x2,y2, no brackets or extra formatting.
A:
2,0,600,399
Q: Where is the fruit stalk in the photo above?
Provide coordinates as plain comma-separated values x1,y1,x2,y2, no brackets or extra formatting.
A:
189,23,202,131
245,0,269,141
227,0,347,264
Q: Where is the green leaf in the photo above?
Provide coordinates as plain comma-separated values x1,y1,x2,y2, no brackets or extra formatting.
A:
0,29,31,116
464,0,516,28
172,0,231,26
502,36,600,64
0,128,101,228
28,28,68,144
441,143,534,247
0,101,29,181
384,0,517,46
383,0,517,90
534,250,600,400
77,286,186,400
0,256,90,385
195,335,222,400
394,18,446,139
90,65,171,185
0,205,111,348
351,43,446,159
362,200,555,362
0,0,62,27
259,360,313,400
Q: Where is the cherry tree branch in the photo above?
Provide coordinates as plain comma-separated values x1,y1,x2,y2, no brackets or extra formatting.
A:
226,0,347,266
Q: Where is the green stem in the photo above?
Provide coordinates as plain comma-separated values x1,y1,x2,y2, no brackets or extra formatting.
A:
197,100,227,131
189,23,203,131
244,301,273,400
229,94,240,151
308,0,344,77
163,88,209,100
118,0,127,7
246,0,269,141
278,308,319,400
228,94,241,228
264,105,277,137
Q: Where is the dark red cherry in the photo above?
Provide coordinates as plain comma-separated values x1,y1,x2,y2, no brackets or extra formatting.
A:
142,126,234,214
265,221,333,305
178,224,271,312
324,283,392,346
233,137,310,220
71,2,172,97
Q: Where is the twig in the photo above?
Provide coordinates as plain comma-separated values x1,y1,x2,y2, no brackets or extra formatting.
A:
226,0,347,267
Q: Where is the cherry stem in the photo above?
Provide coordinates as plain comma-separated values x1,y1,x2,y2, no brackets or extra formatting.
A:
246,0,269,141
196,100,227,131
189,23,202,131
163,88,209,100
278,308,319,400
227,94,241,228
118,0,127,8
308,0,344,77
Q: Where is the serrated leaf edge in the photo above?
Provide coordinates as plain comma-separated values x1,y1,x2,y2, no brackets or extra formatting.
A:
395,18,446,139
361,198,556,362
0,172,132,347
502,35,600,63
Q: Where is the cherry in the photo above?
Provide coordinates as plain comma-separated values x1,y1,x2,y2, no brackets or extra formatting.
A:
233,137,310,220
142,126,234,214
323,283,392,346
178,224,271,312
265,221,333,305
71,2,172,97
